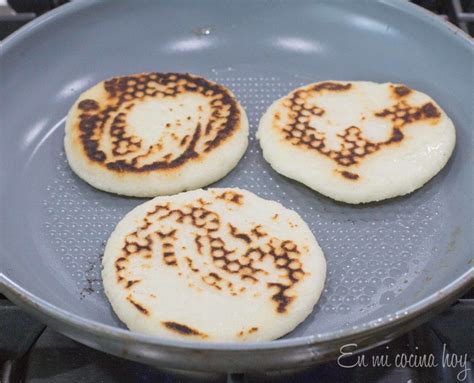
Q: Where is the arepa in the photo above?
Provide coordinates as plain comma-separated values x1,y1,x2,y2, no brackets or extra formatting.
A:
65,73,248,197
102,188,326,342
257,81,455,204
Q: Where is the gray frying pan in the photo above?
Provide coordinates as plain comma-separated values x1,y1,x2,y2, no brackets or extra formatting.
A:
1,0,473,373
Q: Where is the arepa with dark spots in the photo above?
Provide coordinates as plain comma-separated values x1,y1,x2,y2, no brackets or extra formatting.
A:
101,188,326,342
65,73,249,197
257,81,455,204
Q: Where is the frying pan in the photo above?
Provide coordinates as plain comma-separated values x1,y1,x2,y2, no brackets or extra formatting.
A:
1,0,473,373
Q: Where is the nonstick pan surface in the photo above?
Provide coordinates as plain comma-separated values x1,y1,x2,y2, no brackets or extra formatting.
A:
1,0,473,373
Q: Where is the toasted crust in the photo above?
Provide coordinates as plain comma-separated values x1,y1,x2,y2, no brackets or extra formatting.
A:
65,73,248,196
102,188,326,342
257,81,455,204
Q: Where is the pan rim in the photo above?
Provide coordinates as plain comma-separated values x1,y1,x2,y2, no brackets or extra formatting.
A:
0,0,473,352
1,269,472,350
1,0,473,52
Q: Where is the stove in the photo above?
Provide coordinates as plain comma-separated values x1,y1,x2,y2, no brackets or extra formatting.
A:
1,1,473,382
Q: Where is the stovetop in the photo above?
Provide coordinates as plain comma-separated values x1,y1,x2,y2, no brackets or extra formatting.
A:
1,1,473,382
